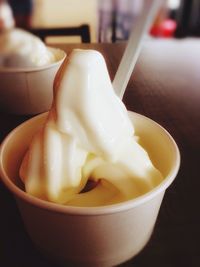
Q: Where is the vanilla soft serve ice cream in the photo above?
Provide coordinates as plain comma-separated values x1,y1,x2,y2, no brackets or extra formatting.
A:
19,49,163,206
0,28,56,68
0,1,56,68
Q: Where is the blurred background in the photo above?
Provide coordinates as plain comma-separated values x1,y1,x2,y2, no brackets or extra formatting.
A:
5,0,200,44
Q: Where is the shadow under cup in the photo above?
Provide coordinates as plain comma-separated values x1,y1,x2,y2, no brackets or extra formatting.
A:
0,111,180,267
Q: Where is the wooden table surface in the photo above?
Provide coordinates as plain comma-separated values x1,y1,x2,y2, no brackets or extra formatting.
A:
0,40,200,267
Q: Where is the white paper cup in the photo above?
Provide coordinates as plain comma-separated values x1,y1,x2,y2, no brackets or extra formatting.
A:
0,48,66,115
0,111,180,267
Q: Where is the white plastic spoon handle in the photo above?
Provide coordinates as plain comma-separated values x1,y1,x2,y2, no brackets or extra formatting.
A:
113,0,162,99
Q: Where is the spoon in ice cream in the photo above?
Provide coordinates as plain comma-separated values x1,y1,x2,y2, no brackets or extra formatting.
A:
112,0,162,99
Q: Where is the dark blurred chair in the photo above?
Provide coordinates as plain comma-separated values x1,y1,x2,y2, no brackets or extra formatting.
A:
29,24,91,43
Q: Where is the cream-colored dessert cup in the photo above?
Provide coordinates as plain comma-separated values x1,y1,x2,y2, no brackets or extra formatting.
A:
0,48,66,115
0,111,180,267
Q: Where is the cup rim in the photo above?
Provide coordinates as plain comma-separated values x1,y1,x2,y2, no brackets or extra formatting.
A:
0,47,66,73
0,111,180,216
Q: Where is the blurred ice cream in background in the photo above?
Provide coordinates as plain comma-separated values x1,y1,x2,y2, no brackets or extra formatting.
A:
0,0,56,68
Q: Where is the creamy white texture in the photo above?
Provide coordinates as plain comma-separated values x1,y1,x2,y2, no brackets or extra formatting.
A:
20,49,163,206
0,29,56,68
